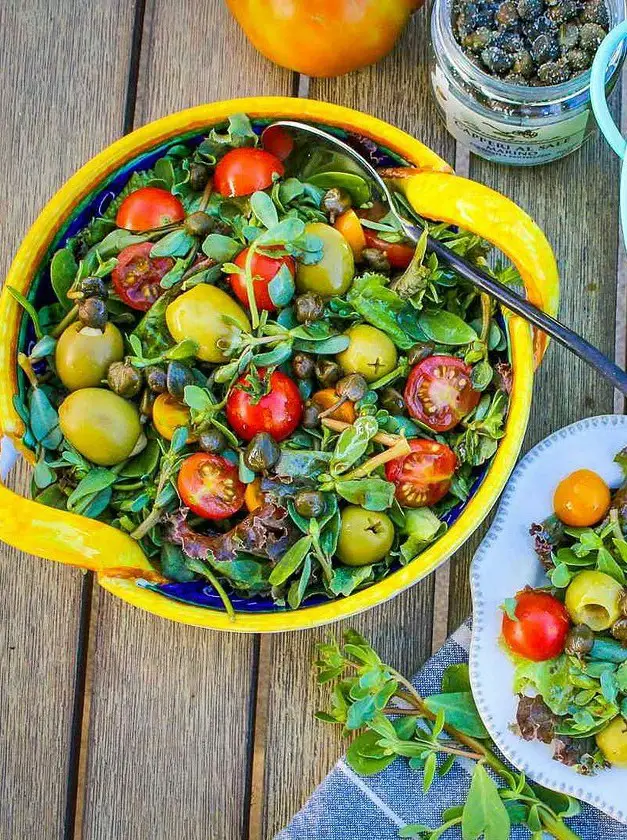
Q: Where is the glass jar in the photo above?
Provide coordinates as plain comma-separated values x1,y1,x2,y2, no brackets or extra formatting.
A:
430,0,627,165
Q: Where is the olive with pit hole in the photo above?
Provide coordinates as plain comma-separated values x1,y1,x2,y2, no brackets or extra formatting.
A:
597,717,627,767
107,361,143,398
55,322,124,391
565,570,624,632
337,505,395,566
244,432,281,472
59,388,141,466
337,324,398,383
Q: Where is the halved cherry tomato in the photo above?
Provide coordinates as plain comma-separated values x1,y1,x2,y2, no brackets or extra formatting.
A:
363,227,415,269
261,125,294,161
334,210,367,259
311,388,356,424
245,477,265,512
384,438,457,507
404,356,480,433
553,469,611,527
502,589,570,662
152,393,195,442
111,242,173,311
226,368,303,442
177,453,245,520
116,187,185,231
214,148,284,197
229,248,296,312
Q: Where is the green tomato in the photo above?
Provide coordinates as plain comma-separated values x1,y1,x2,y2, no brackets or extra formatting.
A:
166,284,251,363
295,222,354,297
337,324,398,383
564,570,624,631
597,717,627,767
59,388,141,466
336,505,394,566
55,322,124,391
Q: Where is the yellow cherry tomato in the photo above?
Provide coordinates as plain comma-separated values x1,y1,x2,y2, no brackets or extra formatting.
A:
244,477,265,512
55,322,124,391
59,388,141,466
311,388,356,423
165,284,251,363
553,468,611,526
334,210,367,259
597,717,627,767
564,570,624,632
337,324,398,382
152,393,195,441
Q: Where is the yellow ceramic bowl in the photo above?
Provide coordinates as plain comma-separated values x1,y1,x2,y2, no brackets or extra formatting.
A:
0,97,559,632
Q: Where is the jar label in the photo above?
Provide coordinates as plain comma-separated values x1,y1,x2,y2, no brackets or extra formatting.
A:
433,67,590,165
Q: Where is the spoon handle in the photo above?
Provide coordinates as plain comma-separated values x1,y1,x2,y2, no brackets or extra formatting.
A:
419,229,627,396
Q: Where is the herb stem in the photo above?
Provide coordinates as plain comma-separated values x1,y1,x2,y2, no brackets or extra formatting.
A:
198,178,214,212
341,439,411,481
17,353,40,389
322,417,402,448
130,504,164,541
480,293,491,343
243,241,261,330
610,508,623,543
202,565,235,621
51,305,79,338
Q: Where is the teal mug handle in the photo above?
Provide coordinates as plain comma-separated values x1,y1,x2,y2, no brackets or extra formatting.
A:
591,22,627,244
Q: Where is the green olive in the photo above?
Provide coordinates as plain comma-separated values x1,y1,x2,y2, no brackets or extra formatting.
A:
59,388,141,466
166,284,251,363
337,324,398,383
295,222,354,297
597,717,627,767
336,506,395,566
55,322,124,391
564,570,624,631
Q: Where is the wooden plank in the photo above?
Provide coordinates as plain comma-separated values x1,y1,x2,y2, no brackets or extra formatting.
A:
256,14,458,838
0,2,135,838
448,113,622,631
79,4,293,840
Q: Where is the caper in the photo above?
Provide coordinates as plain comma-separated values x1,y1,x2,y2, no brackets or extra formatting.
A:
294,489,326,519
189,162,210,191
336,373,368,402
244,432,281,473
408,342,436,366
380,387,406,415
166,360,195,399
146,365,168,393
361,248,391,272
140,388,156,418
321,187,352,224
68,275,108,301
612,617,627,643
564,624,594,656
78,296,108,331
292,352,315,380
198,428,227,454
315,358,342,388
184,211,214,238
294,292,325,325
302,402,322,429
107,361,143,398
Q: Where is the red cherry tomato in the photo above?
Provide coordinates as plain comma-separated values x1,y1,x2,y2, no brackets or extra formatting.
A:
363,228,415,269
111,242,173,311
261,125,294,161
229,248,296,312
177,453,245,520
502,590,570,662
404,356,480,433
214,148,284,197
115,187,185,231
384,438,457,508
226,368,303,442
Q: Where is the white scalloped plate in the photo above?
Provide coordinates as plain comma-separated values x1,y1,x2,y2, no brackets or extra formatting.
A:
469,414,627,824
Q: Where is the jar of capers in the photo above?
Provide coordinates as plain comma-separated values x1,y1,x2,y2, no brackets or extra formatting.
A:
430,0,626,164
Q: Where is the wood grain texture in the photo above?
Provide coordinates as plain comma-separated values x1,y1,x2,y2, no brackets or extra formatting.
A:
256,12,457,839
448,110,622,630
80,3,293,839
0,2,135,837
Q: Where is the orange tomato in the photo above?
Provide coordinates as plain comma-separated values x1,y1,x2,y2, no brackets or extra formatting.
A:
553,469,611,527
225,0,423,77
152,393,195,442
334,210,367,259
312,388,356,424
245,477,265,512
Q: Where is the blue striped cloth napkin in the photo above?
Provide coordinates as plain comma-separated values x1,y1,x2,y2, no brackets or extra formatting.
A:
275,622,624,840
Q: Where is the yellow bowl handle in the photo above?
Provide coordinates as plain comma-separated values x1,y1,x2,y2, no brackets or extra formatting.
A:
386,170,560,366
0,437,163,581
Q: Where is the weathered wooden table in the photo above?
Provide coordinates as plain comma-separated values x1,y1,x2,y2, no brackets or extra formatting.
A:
1,2,624,838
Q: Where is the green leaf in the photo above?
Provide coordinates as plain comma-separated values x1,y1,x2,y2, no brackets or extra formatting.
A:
253,340,293,368
500,597,519,621
345,730,396,776
346,273,423,350
250,190,279,230
293,335,350,355
423,692,489,738
160,542,196,582
441,663,471,694
7,286,43,340
268,263,295,307
119,440,160,478
422,751,437,793
29,335,57,360
287,554,312,609
50,248,78,308
597,547,626,585
275,449,332,479
513,655,573,714
419,311,478,345
28,388,62,449
462,763,510,840
95,229,150,258
471,360,494,392
202,233,241,262
67,468,118,509
268,535,313,586
330,415,378,476
257,217,305,247
400,508,445,562
334,477,395,511
165,339,199,361
150,230,195,258
308,172,371,205
329,565,373,596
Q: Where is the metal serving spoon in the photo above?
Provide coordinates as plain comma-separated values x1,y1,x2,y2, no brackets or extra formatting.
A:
269,119,627,396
